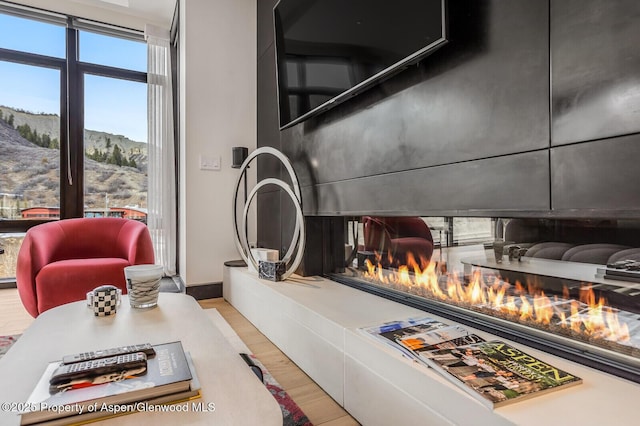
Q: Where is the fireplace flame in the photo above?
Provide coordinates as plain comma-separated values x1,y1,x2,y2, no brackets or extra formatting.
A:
363,254,631,344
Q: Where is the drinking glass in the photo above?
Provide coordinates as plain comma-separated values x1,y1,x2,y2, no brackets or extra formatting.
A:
124,264,163,308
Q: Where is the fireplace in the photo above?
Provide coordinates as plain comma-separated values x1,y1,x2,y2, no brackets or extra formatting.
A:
256,0,640,392
318,216,640,384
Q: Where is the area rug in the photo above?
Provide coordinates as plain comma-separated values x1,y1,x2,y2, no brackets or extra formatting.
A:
243,351,312,426
0,334,19,359
204,309,312,426
0,318,312,426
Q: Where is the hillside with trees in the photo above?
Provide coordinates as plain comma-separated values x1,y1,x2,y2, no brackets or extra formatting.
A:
0,105,147,219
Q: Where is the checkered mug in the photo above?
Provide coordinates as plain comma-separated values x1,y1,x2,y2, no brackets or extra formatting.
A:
86,285,122,316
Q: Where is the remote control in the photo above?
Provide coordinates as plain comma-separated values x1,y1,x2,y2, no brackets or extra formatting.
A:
50,352,147,386
62,343,155,364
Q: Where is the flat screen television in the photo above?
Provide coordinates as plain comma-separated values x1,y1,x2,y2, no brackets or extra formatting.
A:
274,0,448,129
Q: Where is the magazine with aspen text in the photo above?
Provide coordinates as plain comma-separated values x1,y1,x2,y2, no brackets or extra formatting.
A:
419,340,582,409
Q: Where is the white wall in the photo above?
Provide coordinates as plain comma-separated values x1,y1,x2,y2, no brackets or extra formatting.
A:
178,0,257,287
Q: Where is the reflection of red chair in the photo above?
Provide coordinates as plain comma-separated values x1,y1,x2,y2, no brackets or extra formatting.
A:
362,216,434,266
17,218,155,317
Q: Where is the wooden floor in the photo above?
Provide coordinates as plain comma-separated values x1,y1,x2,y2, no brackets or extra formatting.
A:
0,287,34,336
0,288,359,426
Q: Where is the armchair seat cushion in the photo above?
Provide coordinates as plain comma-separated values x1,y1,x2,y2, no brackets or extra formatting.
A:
390,237,434,265
35,258,130,314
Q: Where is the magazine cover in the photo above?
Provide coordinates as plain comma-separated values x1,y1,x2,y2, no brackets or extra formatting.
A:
398,325,470,349
398,327,486,355
358,316,450,359
420,340,582,408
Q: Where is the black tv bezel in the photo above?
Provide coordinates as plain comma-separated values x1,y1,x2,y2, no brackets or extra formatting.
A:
273,0,449,130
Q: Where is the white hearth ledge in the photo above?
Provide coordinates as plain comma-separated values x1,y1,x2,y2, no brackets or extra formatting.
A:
223,266,640,426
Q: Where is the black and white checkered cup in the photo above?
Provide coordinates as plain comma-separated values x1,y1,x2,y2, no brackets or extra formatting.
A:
124,264,163,309
87,285,121,316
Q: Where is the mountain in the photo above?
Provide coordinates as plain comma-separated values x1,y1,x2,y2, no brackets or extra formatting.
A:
0,105,147,160
0,106,147,217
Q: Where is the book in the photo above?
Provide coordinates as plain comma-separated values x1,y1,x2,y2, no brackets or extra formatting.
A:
34,352,202,426
419,340,582,409
358,316,451,360
21,341,195,425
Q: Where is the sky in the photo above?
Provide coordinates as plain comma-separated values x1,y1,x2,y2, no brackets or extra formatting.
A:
0,13,148,142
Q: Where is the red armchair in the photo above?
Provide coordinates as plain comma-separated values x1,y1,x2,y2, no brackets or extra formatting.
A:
362,216,434,267
16,217,155,317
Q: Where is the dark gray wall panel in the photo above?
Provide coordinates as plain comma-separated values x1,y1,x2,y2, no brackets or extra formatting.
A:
279,189,297,257
551,134,640,212
257,0,277,58
255,43,298,255
256,5,283,234
282,0,549,187
302,151,550,216
257,44,282,182
257,0,640,252
551,0,640,145
256,191,281,250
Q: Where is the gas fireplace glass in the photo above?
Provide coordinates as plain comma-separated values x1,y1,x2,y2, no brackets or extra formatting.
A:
331,216,640,383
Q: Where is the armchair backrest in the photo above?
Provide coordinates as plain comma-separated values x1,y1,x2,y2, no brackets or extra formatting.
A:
21,217,154,267
363,216,433,252
382,217,433,242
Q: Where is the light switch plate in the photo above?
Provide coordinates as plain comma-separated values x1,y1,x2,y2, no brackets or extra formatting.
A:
200,155,221,171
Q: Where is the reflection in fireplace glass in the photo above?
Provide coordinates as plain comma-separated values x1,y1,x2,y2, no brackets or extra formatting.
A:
334,216,640,382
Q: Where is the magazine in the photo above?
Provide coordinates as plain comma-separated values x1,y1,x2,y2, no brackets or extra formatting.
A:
397,325,486,356
358,316,451,360
21,341,196,425
419,340,582,409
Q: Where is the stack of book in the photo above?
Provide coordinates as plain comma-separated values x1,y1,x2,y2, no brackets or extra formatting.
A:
359,317,582,409
20,341,201,425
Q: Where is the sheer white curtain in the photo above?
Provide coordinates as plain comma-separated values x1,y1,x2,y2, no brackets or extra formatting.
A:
145,24,176,276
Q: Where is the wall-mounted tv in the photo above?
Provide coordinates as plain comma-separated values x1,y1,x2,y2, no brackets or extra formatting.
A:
274,0,448,130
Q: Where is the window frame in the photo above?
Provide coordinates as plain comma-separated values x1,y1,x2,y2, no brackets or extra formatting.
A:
0,46,66,230
0,7,147,230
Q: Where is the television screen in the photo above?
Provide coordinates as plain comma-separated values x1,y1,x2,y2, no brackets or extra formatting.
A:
274,0,448,129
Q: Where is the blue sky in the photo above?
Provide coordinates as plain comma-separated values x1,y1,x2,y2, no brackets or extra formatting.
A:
0,13,148,142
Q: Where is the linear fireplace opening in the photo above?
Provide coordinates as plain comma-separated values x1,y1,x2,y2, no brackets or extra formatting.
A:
322,216,640,384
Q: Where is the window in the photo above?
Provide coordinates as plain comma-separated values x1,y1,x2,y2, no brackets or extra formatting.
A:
0,4,147,281
0,62,61,216
79,30,146,72
83,75,147,215
0,12,65,57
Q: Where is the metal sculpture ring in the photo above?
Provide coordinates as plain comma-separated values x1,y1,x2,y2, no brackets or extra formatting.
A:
232,147,304,279
241,178,305,280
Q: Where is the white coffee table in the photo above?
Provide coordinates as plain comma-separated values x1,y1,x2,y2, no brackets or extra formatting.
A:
0,293,282,425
